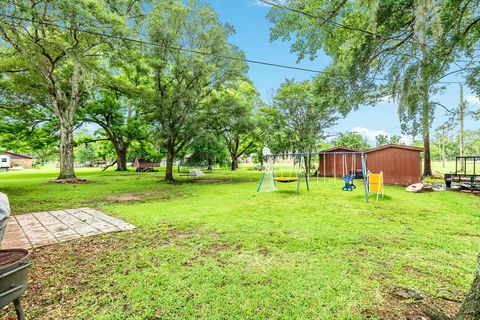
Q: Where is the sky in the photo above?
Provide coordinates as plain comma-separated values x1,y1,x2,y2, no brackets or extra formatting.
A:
206,0,479,145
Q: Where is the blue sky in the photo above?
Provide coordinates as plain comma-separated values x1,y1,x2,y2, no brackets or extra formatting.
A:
207,0,479,145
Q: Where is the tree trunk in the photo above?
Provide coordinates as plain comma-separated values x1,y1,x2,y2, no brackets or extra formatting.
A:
165,147,175,182
423,129,432,177
58,122,76,179
421,65,432,178
114,143,129,171
455,255,480,319
459,84,465,172
231,156,238,171
207,156,213,171
49,61,81,181
442,128,446,168
305,155,311,175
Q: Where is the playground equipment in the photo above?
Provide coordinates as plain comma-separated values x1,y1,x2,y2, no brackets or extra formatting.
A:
273,156,300,183
342,175,356,191
340,153,358,192
274,159,298,182
368,171,384,200
257,148,277,192
257,153,309,193
257,151,371,202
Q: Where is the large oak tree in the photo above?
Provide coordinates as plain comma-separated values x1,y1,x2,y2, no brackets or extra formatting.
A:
0,0,139,179
147,0,245,181
209,80,271,171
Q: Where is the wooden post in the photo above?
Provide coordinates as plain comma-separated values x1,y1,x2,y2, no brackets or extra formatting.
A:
459,84,465,172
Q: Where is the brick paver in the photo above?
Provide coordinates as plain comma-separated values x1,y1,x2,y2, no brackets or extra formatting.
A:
1,208,135,250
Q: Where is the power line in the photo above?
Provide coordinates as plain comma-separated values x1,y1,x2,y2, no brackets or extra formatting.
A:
0,14,329,74
0,13,469,85
260,0,480,56
260,0,393,40
0,13,387,81
260,0,477,84
260,0,439,49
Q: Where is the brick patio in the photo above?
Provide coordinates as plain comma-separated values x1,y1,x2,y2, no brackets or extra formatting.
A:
1,208,136,250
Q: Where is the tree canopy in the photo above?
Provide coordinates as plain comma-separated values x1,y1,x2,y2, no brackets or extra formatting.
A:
266,0,480,177
0,0,141,179
333,132,370,150
146,0,247,180
272,79,339,153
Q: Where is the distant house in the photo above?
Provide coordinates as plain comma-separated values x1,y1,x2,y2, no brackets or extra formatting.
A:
0,152,34,169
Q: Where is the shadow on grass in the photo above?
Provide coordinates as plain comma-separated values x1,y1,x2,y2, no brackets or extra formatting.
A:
170,178,257,185
352,194,393,201
275,189,299,195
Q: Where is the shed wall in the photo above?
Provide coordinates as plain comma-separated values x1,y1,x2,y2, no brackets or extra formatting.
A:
318,152,363,177
366,148,421,185
10,158,33,168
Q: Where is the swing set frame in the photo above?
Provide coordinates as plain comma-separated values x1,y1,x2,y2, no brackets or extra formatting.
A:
257,151,371,203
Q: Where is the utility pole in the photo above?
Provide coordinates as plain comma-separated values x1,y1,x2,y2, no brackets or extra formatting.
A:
459,84,465,172
442,126,446,168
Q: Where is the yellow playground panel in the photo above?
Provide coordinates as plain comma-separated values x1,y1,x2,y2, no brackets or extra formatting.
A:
368,171,384,200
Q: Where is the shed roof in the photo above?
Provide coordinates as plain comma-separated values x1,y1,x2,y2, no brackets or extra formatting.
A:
365,144,423,153
0,151,33,159
321,146,362,153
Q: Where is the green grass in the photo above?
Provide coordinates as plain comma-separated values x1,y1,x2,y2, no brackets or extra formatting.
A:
1,167,479,319
431,160,457,175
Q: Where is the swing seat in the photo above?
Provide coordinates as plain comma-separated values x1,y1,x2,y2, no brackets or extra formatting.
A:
341,175,356,192
274,177,298,183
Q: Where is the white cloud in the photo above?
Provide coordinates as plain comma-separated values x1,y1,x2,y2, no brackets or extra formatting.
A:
378,95,393,104
465,95,480,105
352,127,388,144
351,126,413,146
250,0,272,7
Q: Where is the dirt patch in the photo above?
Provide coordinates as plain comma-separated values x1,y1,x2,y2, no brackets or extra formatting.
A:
107,194,143,202
105,190,179,203
364,287,463,320
182,242,238,267
173,178,256,185
258,246,271,257
0,249,28,268
402,266,429,278
48,178,88,184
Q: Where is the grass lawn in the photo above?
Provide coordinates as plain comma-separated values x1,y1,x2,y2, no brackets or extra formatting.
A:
431,160,457,175
1,167,479,319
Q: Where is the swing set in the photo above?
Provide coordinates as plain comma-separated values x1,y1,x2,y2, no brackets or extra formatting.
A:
257,152,311,193
257,151,377,203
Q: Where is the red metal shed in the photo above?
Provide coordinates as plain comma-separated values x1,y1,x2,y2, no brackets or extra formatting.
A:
365,144,423,185
318,147,363,178
132,158,161,169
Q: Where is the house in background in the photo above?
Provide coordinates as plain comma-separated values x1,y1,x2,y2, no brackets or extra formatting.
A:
0,152,34,169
